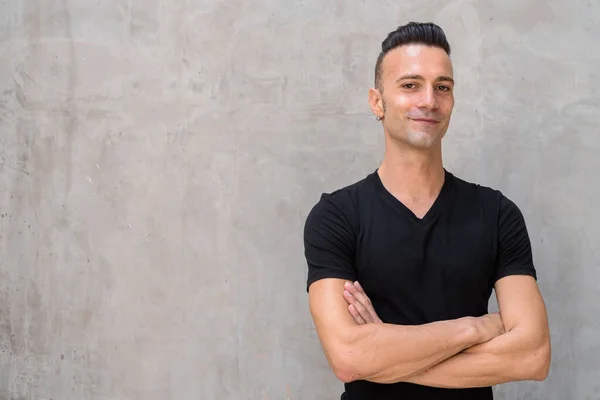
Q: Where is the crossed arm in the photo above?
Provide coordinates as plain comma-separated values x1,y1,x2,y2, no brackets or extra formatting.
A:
403,275,550,388
309,275,551,388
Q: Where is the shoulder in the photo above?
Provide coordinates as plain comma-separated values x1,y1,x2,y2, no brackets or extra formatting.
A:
449,172,529,229
450,172,501,199
450,172,521,212
304,172,376,233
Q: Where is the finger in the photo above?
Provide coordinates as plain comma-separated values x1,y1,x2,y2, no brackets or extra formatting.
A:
345,281,369,306
348,304,366,325
346,283,382,324
352,281,380,322
344,283,361,304
352,282,372,307
351,296,374,323
342,289,354,305
344,290,373,323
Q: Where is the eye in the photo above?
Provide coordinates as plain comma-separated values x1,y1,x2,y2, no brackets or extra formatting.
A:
402,83,417,89
437,85,451,91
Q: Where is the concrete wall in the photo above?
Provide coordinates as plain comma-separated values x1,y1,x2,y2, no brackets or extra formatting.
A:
0,1,598,399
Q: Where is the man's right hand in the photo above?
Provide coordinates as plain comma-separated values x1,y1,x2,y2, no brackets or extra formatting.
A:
343,281,382,324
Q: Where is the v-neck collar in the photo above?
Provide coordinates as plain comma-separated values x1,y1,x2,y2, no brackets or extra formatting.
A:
372,168,455,225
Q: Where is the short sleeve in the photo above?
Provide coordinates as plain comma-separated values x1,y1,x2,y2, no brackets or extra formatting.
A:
494,194,537,283
303,193,358,292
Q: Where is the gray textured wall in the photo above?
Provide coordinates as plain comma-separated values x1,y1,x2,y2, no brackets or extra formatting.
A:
0,1,598,399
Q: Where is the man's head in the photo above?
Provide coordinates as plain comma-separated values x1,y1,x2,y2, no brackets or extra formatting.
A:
369,22,455,150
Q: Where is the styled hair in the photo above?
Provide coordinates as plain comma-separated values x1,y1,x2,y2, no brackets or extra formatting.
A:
374,22,451,91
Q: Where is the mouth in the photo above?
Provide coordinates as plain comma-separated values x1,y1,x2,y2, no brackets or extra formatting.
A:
411,118,440,125
410,118,440,125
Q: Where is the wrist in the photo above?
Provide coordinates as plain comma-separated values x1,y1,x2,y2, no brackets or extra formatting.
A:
462,316,485,345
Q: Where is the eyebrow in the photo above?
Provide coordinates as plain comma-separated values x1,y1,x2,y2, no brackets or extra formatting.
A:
396,74,455,84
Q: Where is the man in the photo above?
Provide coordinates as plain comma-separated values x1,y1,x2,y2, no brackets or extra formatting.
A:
303,22,551,399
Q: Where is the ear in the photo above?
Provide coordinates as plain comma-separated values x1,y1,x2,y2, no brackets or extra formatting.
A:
368,87,384,120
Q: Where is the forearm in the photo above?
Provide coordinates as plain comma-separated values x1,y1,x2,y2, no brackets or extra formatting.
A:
404,327,551,388
338,317,483,384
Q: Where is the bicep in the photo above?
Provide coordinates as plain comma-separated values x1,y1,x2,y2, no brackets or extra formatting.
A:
308,278,359,378
309,278,358,351
494,275,549,342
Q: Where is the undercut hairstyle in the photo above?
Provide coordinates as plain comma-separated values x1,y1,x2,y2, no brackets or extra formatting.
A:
374,22,451,92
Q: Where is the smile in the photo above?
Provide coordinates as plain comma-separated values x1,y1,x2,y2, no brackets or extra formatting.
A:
410,118,440,125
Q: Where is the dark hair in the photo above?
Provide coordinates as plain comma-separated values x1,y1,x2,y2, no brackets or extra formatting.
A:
375,22,451,91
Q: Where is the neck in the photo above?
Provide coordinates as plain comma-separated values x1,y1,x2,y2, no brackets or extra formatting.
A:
378,138,445,200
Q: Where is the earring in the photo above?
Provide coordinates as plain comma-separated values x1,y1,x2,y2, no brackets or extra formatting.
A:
376,115,383,121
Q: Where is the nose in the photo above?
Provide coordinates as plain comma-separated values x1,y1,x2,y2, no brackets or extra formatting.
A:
417,86,438,110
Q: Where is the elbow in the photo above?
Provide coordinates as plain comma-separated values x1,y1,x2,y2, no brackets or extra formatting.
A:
328,342,368,383
532,345,551,381
530,359,550,381
527,340,552,381
333,366,355,384
330,349,361,383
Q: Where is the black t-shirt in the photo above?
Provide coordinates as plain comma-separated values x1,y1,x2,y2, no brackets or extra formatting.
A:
303,169,537,400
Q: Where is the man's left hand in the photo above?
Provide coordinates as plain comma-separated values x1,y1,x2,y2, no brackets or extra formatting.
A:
343,281,382,324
